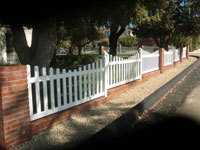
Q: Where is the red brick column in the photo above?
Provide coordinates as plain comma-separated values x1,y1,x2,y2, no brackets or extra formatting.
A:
0,66,31,150
99,46,104,55
186,45,189,59
159,48,164,74
180,45,183,63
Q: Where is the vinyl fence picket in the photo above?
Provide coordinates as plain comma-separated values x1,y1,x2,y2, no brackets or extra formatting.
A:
42,67,48,112
34,66,41,114
96,61,99,95
83,66,87,99
109,55,113,85
92,63,95,96
27,65,33,118
119,58,121,82
56,68,61,108
88,64,91,98
74,69,78,102
68,70,73,104
99,60,103,93
50,68,55,111
62,69,67,106
78,67,82,101
116,57,119,83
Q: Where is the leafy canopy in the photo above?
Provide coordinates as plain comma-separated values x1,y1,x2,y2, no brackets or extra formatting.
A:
132,0,200,48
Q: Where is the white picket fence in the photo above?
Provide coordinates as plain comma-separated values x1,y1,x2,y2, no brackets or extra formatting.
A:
164,50,173,66
108,53,142,89
142,50,159,74
183,47,187,58
27,59,106,121
27,47,186,121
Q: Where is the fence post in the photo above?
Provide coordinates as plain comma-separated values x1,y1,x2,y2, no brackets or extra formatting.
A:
159,48,164,74
103,51,109,97
119,44,122,54
180,45,183,63
99,46,104,55
139,47,143,79
186,45,189,59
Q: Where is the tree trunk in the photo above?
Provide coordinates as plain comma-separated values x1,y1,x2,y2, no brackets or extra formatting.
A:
109,32,118,56
10,24,31,65
10,16,57,69
31,16,58,68
109,26,125,56
78,46,82,55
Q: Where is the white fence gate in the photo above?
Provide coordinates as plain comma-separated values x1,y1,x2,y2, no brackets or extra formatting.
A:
27,47,187,121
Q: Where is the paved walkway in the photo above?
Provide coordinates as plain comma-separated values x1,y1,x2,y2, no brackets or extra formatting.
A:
176,50,200,123
77,52,200,149
190,49,200,57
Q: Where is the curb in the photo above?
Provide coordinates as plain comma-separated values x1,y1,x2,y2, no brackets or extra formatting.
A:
77,57,200,148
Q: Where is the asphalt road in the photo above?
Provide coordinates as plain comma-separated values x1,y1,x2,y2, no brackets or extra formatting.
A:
77,56,200,149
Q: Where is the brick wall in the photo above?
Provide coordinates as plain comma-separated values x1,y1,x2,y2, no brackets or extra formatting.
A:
0,66,31,150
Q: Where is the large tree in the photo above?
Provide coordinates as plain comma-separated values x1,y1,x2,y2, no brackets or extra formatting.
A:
0,3,93,68
0,5,63,68
132,0,177,49
132,0,200,49
10,16,57,68
108,1,139,56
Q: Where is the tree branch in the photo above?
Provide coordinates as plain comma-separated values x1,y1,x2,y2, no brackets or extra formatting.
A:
117,27,125,37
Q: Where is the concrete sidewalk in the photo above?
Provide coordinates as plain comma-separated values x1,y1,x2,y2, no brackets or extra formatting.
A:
177,77,200,124
190,49,200,57
177,50,200,123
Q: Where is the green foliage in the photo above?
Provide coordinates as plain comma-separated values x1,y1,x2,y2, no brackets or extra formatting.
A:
170,35,191,47
132,0,200,48
99,38,109,47
90,0,138,28
133,0,177,48
191,35,200,51
119,36,138,47
50,55,102,70
58,15,103,49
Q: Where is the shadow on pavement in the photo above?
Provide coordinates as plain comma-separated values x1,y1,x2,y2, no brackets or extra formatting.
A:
76,114,200,149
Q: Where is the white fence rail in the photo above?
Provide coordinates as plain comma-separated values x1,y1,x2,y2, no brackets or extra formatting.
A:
27,46,187,121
